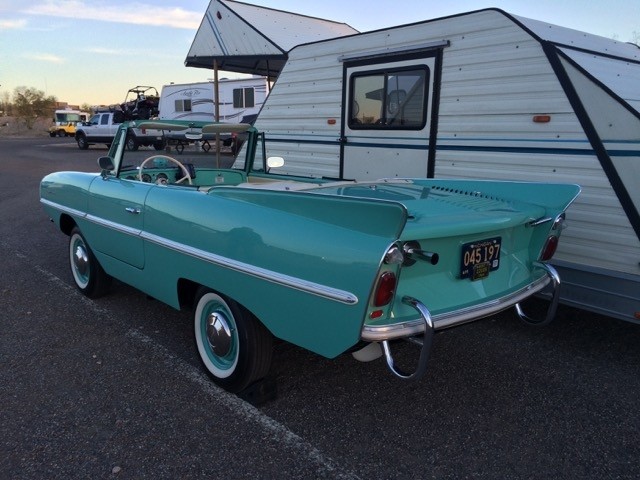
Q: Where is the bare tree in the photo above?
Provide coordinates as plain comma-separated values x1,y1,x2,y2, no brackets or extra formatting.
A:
80,103,93,114
12,86,57,129
0,91,11,116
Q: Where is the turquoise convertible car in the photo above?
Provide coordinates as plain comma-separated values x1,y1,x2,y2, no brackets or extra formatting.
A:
40,121,580,393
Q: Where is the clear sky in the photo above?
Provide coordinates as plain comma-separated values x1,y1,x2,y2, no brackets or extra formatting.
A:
1,0,638,107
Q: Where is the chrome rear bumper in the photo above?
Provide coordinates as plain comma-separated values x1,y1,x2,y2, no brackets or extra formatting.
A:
368,263,561,381
362,263,559,342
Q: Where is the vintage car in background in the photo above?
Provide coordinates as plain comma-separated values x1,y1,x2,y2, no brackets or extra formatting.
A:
40,120,580,394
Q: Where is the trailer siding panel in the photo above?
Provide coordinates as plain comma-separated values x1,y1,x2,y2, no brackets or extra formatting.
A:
250,9,639,319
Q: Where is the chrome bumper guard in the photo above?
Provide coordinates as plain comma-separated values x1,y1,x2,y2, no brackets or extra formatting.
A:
515,262,560,326
377,262,560,381
381,297,433,380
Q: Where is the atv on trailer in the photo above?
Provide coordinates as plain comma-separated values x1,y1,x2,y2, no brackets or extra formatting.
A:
120,86,160,121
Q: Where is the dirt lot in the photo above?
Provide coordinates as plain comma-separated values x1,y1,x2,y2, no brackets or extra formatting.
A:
0,116,51,137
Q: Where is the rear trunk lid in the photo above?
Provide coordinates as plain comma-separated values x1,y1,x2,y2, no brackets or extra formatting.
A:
312,178,580,331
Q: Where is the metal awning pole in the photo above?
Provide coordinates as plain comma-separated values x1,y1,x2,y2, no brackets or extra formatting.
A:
214,59,220,168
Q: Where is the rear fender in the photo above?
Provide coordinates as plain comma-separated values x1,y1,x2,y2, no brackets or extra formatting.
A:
209,187,408,237
144,187,408,357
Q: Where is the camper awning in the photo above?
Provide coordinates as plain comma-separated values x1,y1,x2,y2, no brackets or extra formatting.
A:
185,0,358,77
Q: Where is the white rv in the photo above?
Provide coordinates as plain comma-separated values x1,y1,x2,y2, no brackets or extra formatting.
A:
158,76,269,123
242,9,640,323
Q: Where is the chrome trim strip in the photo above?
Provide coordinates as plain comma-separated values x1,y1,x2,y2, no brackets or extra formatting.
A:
527,216,552,227
86,214,143,237
361,273,551,341
41,198,358,305
40,198,86,219
141,231,358,305
552,213,566,231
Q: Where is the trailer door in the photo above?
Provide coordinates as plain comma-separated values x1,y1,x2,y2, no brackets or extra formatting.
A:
341,53,439,180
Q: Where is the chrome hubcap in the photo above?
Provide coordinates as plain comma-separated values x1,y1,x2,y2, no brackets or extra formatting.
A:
73,244,89,276
206,312,232,357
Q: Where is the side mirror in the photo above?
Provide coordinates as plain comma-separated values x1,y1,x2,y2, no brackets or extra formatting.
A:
266,156,284,169
98,156,114,178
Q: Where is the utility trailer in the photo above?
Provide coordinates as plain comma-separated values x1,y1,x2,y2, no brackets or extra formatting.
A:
243,8,640,323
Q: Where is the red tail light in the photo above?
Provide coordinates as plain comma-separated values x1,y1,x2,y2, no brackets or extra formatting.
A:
373,272,397,307
540,235,559,261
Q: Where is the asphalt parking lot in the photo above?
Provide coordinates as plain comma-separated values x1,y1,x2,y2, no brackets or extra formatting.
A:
1,135,639,479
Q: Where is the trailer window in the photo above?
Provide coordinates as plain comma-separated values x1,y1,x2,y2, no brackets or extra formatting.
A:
349,67,429,129
175,99,192,113
234,88,255,108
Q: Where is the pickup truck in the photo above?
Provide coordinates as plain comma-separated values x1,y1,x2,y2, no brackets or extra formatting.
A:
75,111,165,151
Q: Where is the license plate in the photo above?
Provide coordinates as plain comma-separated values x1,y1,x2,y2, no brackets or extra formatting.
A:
460,237,501,280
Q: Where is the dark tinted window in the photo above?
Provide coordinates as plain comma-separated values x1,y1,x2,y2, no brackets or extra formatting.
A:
349,67,429,130
233,88,255,108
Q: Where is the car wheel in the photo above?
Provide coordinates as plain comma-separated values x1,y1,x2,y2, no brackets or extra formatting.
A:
194,289,272,393
76,133,89,150
69,227,111,298
126,134,139,151
49,131,56,138
57,129,66,137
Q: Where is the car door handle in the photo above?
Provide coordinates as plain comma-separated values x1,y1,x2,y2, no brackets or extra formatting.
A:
125,207,141,214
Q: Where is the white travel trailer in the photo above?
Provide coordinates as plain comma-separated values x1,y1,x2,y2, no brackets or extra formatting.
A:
158,76,269,123
238,9,640,323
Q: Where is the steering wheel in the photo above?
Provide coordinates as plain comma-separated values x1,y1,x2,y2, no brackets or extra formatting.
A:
138,155,192,185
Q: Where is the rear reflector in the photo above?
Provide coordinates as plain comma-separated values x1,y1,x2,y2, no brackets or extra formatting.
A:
373,272,396,307
533,115,551,123
540,235,559,261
